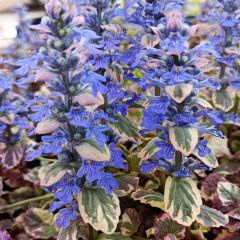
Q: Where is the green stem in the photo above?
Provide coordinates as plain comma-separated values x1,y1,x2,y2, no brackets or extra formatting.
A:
174,150,183,170
0,194,53,212
37,157,55,163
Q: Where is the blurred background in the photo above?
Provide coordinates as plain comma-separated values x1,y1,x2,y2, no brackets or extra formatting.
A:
0,0,46,49
0,0,205,49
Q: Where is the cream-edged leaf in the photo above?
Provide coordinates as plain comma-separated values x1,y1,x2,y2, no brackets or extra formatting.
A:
114,173,139,197
206,135,231,157
192,150,218,168
75,141,110,162
165,84,193,103
39,161,69,187
217,181,240,205
169,126,198,156
164,176,202,226
138,137,160,161
78,187,120,234
121,208,141,236
213,87,234,112
191,97,213,109
131,190,165,210
58,221,80,240
109,115,139,142
98,233,132,240
196,205,229,227
35,118,60,135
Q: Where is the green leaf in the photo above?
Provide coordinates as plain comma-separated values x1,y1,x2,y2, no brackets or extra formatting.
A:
164,176,202,226
154,213,185,240
191,97,213,109
217,181,240,205
109,115,139,142
16,208,57,239
138,137,160,161
196,205,229,227
165,84,193,103
75,141,110,162
58,221,80,240
121,208,141,236
213,87,234,112
98,233,132,240
169,126,198,156
192,150,218,168
39,161,69,187
78,187,120,234
131,190,165,210
206,135,231,158
114,173,139,197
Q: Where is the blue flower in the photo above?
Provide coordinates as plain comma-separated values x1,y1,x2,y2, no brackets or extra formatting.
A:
196,140,211,157
54,176,80,202
41,131,67,155
55,203,78,228
154,140,175,160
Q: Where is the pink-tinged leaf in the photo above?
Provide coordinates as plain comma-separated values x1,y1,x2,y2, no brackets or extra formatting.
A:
154,213,185,240
166,11,182,31
35,118,60,135
73,92,104,112
72,16,85,26
0,113,15,125
121,208,141,236
16,208,57,239
201,173,225,199
2,145,24,169
30,24,52,34
34,69,56,82
0,230,12,240
45,0,62,19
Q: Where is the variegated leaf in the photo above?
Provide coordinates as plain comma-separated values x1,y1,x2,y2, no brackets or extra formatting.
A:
114,173,139,197
1,145,24,169
169,126,198,156
206,135,231,158
75,141,110,162
138,137,160,161
141,34,160,48
123,23,144,37
213,87,234,112
164,176,202,226
39,161,69,187
154,213,185,240
217,181,240,205
165,84,193,103
121,208,141,236
106,63,124,83
192,149,218,168
131,190,165,210
98,233,132,240
78,187,120,234
109,115,139,142
196,205,229,227
191,97,213,109
101,24,122,34
58,221,80,240
16,208,57,239
227,208,240,220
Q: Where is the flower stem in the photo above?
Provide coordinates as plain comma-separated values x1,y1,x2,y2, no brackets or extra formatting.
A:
0,194,53,212
175,150,183,170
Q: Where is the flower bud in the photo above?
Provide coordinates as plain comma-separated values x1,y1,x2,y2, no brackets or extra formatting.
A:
45,0,62,19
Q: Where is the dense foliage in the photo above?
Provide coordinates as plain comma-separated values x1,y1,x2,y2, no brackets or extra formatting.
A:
0,0,239,239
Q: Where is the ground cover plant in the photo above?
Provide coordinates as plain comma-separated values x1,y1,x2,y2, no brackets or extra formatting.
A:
0,0,239,239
